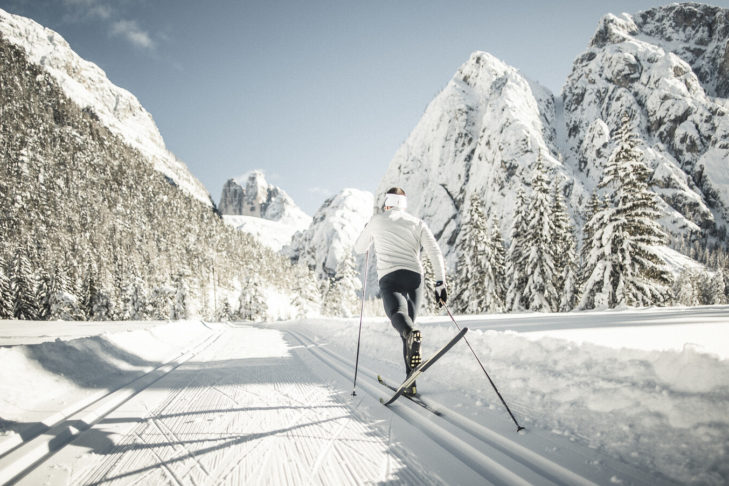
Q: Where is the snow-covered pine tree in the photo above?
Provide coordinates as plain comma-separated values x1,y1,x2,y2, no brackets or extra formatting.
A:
238,277,267,321
36,270,52,320
506,189,529,312
0,256,12,318
216,301,233,322
171,273,188,320
10,246,38,320
483,217,506,313
522,158,559,312
578,113,672,309
454,194,490,313
289,263,320,318
421,254,438,315
322,249,360,317
551,182,578,311
48,266,78,321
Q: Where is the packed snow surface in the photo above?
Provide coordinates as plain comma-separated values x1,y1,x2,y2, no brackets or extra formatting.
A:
1,306,727,484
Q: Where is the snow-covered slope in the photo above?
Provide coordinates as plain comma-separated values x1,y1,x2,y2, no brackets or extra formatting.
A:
0,8,212,206
563,3,729,236
286,188,373,280
222,215,301,252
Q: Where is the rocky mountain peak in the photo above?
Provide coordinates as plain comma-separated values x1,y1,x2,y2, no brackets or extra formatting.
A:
633,3,729,98
218,170,310,230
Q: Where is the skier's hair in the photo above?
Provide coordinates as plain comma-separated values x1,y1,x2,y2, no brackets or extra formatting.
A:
386,187,406,196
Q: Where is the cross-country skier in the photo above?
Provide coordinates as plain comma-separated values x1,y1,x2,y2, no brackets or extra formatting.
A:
354,187,447,395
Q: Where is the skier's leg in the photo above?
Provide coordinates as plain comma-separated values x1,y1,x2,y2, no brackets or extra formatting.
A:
406,277,424,323
405,276,424,388
381,286,412,373
380,271,421,377
380,274,414,337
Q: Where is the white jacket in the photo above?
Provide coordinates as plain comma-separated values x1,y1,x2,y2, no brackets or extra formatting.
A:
354,208,446,283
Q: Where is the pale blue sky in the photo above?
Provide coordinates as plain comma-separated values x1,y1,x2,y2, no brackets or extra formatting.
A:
3,0,727,214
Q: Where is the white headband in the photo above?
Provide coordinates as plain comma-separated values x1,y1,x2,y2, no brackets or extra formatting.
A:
384,193,407,210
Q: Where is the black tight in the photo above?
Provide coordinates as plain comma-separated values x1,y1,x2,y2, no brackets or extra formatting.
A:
379,270,423,375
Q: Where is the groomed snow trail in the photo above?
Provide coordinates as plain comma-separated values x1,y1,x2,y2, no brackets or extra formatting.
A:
13,325,441,485
5,321,680,485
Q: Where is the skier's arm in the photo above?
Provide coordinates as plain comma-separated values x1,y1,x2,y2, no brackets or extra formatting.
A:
353,221,373,254
420,222,446,283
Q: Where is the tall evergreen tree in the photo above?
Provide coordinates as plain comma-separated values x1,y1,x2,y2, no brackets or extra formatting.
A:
238,277,268,321
36,270,53,320
551,182,578,311
421,255,439,315
522,158,559,312
578,113,672,309
323,250,360,317
506,189,529,312
10,246,38,320
483,217,506,313
0,256,12,318
454,194,490,313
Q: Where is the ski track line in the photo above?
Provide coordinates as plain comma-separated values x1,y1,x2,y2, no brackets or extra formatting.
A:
0,321,217,459
287,329,529,485
0,327,225,486
287,329,599,486
59,325,417,485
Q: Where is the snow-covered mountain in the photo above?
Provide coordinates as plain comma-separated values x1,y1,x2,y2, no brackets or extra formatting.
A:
377,51,574,268
563,3,729,236
219,171,311,228
219,171,311,251
0,8,212,206
377,3,729,270
285,189,374,280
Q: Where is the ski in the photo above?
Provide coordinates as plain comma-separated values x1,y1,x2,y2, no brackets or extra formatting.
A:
380,327,468,406
377,375,442,416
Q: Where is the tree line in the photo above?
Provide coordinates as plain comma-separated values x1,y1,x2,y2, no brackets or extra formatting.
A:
0,38,319,322
451,113,728,314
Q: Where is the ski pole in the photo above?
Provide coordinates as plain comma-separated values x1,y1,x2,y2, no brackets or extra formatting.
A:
441,300,525,432
352,250,369,396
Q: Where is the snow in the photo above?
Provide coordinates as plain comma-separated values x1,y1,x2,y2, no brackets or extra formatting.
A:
1,306,728,484
222,215,299,252
286,188,374,280
287,305,729,485
0,320,215,446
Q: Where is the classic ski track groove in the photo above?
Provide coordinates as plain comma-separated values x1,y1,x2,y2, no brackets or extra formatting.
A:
287,329,598,486
0,326,225,485
24,325,430,485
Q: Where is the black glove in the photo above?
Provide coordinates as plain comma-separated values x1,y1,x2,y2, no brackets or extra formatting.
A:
434,281,447,307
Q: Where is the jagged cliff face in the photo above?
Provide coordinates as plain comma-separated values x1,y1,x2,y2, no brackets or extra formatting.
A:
0,8,212,206
285,189,373,280
218,171,311,230
378,3,729,270
563,3,729,235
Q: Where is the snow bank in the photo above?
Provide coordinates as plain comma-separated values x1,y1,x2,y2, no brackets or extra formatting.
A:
291,307,729,485
0,320,216,443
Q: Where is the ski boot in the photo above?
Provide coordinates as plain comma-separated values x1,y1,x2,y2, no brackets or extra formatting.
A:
406,329,422,369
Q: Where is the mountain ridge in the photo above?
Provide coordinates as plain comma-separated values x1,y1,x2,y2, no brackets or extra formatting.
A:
0,7,213,207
